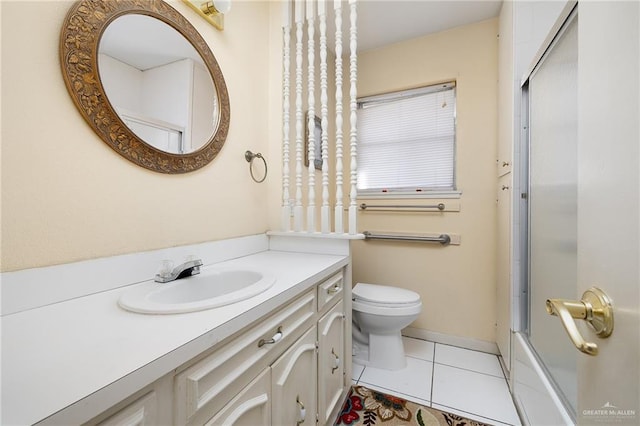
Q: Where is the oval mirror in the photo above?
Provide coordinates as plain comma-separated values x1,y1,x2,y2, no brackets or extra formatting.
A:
60,0,230,173
99,14,220,155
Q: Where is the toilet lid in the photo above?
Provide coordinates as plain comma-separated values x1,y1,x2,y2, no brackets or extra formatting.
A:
353,283,420,305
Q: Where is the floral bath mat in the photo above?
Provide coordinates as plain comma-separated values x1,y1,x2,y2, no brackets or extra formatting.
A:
335,385,491,426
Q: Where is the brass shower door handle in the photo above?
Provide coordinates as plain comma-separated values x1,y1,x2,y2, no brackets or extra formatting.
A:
545,287,614,356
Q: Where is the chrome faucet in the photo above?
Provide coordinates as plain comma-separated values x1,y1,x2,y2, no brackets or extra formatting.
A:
155,258,203,283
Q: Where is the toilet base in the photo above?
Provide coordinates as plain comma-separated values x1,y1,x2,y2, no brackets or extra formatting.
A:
352,332,407,370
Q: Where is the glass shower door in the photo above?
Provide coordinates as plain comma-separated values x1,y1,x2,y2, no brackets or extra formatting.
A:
527,11,578,418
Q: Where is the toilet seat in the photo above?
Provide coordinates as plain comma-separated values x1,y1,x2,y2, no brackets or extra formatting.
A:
353,283,420,305
353,283,422,316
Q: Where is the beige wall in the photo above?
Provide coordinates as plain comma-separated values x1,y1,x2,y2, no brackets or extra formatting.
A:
1,1,273,271
352,19,499,343
2,1,501,345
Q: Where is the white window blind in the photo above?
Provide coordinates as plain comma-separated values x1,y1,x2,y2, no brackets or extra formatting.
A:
357,83,456,193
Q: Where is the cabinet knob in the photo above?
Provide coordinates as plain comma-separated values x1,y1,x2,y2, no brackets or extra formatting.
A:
331,348,340,373
258,326,283,348
327,284,341,295
296,395,306,425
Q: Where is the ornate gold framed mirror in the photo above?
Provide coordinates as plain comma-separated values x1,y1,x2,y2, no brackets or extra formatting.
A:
60,0,230,174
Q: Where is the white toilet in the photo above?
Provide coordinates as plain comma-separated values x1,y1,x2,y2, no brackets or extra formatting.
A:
352,283,422,370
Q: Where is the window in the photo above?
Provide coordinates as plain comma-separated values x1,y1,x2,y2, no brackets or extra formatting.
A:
356,82,456,194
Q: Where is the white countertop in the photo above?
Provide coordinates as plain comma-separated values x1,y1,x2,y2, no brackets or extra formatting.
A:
1,250,348,425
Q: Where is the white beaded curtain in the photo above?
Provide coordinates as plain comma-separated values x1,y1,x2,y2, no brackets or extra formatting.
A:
280,0,357,235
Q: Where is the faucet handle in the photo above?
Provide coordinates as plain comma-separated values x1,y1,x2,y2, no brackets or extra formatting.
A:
184,255,203,266
157,260,174,279
186,256,203,276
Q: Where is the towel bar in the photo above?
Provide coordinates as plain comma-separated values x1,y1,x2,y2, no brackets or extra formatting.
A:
359,203,445,211
363,231,451,245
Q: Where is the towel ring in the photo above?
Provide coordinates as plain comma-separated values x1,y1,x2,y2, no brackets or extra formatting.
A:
245,150,267,183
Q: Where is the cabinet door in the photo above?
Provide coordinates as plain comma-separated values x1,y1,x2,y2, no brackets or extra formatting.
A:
317,302,346,425
271,327,317,426
206,368,271,426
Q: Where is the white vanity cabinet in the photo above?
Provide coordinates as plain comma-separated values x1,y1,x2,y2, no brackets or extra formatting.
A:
84,266,349,426
173,289,317,425
208,325,320,426
210,325,320,426
209,270,347,426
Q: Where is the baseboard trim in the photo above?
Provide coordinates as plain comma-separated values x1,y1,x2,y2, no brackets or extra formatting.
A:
402,327,500,355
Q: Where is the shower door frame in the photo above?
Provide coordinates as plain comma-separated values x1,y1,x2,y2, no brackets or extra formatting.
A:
511,3,579,425
511,2,639,424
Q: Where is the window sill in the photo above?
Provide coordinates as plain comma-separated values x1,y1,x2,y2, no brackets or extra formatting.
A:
357,190,462,200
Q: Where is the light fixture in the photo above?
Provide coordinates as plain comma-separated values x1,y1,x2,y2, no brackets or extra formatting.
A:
182,0,231,31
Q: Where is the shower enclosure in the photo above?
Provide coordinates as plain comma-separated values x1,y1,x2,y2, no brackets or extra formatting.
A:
526,6,579,418
513,3,639,425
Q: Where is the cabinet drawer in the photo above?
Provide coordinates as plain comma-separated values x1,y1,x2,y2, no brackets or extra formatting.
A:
96,391,157,426
317,271,343,313
205,368,271,426
174,290,316,426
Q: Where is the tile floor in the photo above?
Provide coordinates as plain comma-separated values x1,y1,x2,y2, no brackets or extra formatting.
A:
351,337,521,426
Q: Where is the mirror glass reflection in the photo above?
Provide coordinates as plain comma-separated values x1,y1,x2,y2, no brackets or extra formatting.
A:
98,14,219,154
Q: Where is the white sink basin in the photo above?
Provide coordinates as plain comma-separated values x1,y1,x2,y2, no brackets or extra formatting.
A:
118,267,276,314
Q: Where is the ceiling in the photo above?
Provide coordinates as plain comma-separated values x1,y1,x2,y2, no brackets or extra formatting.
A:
99,1,503,70
353,0,503,52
